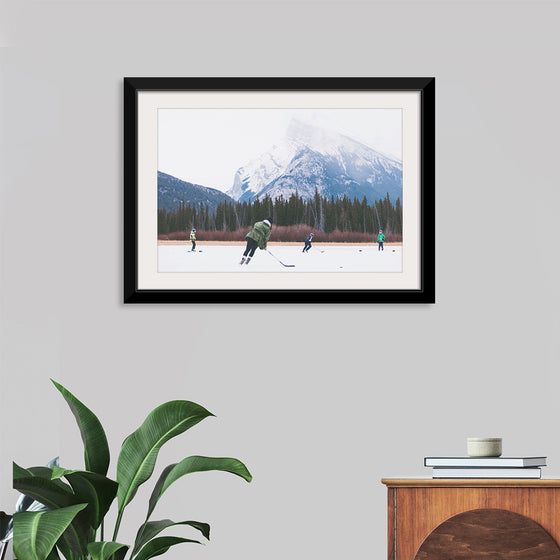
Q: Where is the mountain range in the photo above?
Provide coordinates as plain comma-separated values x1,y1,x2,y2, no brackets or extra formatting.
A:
226,119,402,204
157,171,234,213
158,119,402,212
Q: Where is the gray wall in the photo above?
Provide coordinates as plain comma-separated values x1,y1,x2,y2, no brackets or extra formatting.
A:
1,1,559,559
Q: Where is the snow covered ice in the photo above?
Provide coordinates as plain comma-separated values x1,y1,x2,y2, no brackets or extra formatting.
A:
158,244,402,273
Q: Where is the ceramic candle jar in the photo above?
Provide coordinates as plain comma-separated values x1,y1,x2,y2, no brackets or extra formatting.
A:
467,437,502,457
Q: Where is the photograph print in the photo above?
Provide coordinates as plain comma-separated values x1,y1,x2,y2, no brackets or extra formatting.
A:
124,78,435,303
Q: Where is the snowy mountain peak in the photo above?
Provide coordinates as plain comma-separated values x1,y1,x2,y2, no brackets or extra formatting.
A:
286,119,341,153
286,118,380,160
226,142,296,201
227,119,403,204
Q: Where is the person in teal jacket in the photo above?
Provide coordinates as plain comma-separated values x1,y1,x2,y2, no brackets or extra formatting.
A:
240,217,272,265
377,229,386,251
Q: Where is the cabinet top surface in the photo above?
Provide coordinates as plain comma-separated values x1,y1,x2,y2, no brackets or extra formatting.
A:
382,478,560,488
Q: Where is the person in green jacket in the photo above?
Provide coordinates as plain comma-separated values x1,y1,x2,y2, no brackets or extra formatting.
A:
377,229,386,251
240,217,272,265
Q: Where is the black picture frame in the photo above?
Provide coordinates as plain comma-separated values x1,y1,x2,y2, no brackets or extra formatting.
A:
124,77,435,304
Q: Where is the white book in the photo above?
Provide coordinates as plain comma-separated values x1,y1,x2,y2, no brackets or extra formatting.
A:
424,456,546,468
432,467,542,479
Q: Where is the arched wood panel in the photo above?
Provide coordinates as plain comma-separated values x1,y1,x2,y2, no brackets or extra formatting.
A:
414,508,560,560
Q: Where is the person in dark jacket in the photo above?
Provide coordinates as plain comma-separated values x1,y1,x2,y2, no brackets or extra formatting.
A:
303,232,314,253
240,217,272,265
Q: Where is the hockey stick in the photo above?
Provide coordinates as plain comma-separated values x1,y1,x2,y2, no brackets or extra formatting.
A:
267,249,295,268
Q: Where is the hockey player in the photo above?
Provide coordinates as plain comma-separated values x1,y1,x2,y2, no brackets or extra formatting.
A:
303,232,314,253
190,228,196,252
377,229,385,251
240,217,272,265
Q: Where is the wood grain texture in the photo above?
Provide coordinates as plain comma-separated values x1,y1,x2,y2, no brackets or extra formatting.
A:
388,487,395,560
384,484,560,560
414,508,560,559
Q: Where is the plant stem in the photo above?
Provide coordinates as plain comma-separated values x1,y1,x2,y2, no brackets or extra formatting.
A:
112,510,123,541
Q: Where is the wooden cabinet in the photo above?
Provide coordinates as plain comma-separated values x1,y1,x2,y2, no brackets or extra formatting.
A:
382,479,560,559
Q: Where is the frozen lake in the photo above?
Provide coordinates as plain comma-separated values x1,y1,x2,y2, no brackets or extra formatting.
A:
158,244,402,273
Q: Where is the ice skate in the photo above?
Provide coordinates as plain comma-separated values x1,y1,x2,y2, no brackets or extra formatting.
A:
239,257,246,265
245,257,251,265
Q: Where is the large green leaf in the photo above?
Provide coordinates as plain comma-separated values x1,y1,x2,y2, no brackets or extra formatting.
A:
115,401,213,517
7,460,61,547
13,503,87,560
51,466,118,530
146,456,252,521
14,464,78,510
132,519,210,556
51,380,110,476
87,541,129,560
13,464,91,556
134,536,201,560
25,466,72,494
13,458,61,521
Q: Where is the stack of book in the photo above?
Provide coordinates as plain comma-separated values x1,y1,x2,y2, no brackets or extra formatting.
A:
424,456,547,478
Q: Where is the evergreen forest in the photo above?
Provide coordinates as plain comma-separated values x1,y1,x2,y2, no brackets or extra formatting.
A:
158,191,402,242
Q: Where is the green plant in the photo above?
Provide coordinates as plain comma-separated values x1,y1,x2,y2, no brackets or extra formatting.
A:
13,380,252,560
2,457,57,560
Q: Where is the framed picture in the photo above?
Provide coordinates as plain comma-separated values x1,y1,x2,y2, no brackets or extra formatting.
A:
124,77,435,304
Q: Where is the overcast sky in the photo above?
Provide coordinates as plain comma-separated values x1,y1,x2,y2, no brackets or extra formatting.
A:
158,108,402,192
